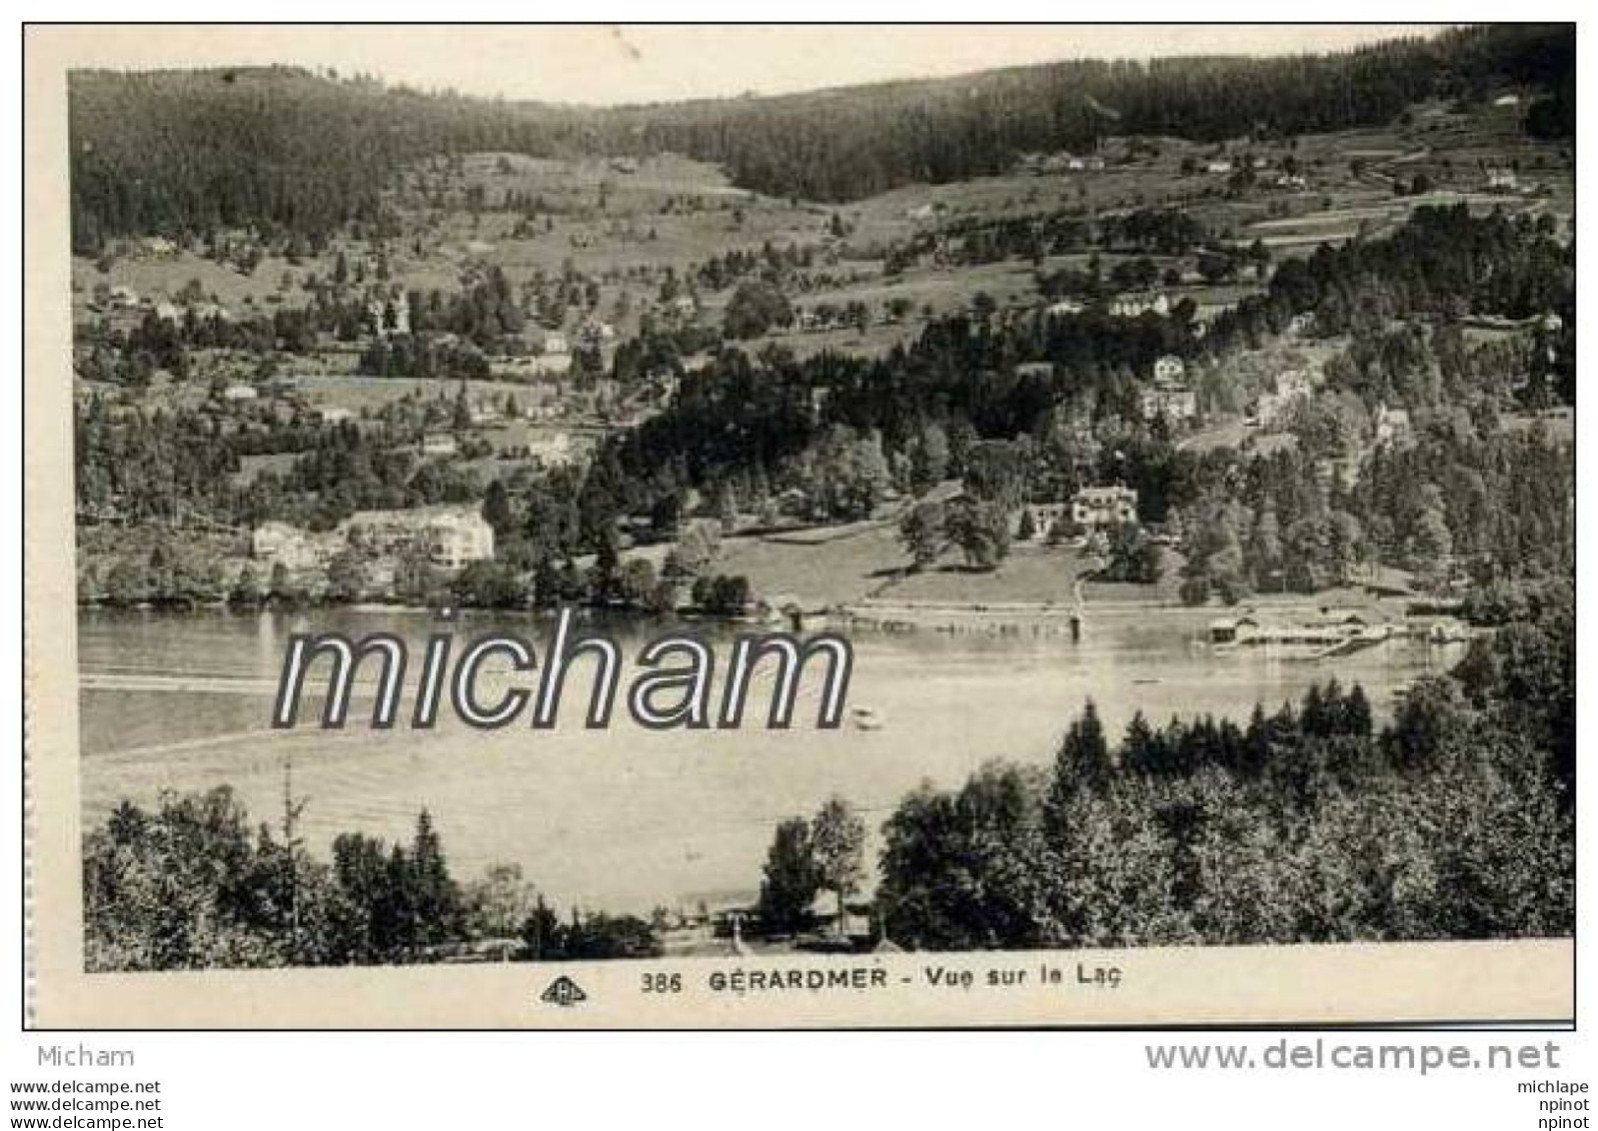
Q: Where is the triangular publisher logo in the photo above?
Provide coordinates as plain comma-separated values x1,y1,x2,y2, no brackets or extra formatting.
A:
539,975,588,1007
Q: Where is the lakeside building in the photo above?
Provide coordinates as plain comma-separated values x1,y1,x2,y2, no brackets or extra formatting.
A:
1071,485,1138,531
1209,608,1387,648
252,505,495,578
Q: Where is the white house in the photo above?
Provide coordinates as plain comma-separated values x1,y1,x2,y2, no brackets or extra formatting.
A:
419,510,496,571
338,506,495,573
1071,486,1139,530
1287,312,1317,337
367,297,411,337
191,300,231,323
421,432,459,457
139,236,179,258
527,432,578,466
1141,361,1197,422
1486,167,1519,191
1109,293,1169,318
1153,355,1185,383
1140,382,1197,423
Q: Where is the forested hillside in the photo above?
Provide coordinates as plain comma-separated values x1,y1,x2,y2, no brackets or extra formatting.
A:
68,24,1572,250
624,24,1572,199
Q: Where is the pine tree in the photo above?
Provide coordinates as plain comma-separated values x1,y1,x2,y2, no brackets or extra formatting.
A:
757,818,821,936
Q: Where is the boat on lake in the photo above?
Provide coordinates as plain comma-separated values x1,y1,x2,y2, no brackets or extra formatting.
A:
850,706,885,731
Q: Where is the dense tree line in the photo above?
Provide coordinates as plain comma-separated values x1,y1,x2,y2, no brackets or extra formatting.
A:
874,597,1573,949
931,207,1211,270
70,26,1572,249
1175,416,1572,601
1209,205,1573,376
83,790,661,971
603,206,1569,565
634,25,1570,201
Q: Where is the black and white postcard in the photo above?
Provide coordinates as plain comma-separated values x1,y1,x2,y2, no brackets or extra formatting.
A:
23,22,1575,1028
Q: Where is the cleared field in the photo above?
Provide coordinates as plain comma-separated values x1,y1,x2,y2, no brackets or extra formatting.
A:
274,374,555,413
713,524,1105,612
882,543,1085,605
715,523,907,608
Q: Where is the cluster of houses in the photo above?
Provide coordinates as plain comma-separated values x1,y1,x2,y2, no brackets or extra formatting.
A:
1017,151,1108,176
251,504,496,586
411,420,582,466
1199,154,1303,182
90,285,234,323
204,376,589,466
1210,594,1469,657
493,320,618,375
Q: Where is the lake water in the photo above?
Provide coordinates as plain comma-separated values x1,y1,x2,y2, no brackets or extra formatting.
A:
77,606,1463,913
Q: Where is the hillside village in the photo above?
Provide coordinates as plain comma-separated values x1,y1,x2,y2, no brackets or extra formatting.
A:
70,27,1573,631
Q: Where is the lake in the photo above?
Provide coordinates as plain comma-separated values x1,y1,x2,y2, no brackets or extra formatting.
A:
77,606,1464,913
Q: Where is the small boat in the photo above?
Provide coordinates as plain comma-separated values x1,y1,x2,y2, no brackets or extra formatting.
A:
850,706,885,731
